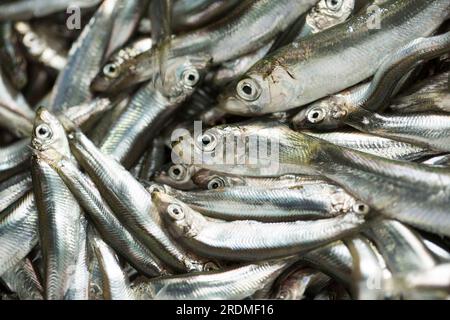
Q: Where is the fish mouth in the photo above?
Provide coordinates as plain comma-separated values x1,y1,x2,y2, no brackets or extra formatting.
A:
90,75,113,93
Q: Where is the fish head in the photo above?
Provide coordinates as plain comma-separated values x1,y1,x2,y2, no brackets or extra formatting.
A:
90,51,144,93
153,163,199,190
171,120,294,176
152,191,204,238
157,54,211,101
31,107,70,158
292,96,344,130
192,169,245,190
217,72,271,116
307,0,355,33
218,64,297,116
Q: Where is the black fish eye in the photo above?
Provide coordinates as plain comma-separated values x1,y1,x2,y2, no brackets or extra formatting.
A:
167,204,185,220
103,63,119,78
307,107,326,123
35,124,52,140
326,0,342,10
169,165,186,181
197,133,217,152
237,78,261,101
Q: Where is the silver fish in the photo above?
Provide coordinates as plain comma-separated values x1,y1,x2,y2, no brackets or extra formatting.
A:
156,182,357,222
153,191,367,261
30,108,82,299
133,259,293,300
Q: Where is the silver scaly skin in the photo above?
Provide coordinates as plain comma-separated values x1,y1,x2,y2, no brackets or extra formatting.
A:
293,31,450,130
50,0,120,111
0,192,38,277
300,241,354,287
0,139,31,181
0,0,102,21
0,172,31,212
1,258,43,300
390,71,450,114
46,154,168,277
345,236,390,300
304,131,436,161
91,233,135,300
219,0,450,115
364,220,437,274
343,106,450,153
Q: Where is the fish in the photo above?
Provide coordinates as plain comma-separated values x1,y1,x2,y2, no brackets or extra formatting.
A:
154,182,357,222
152,191,367,261
30,108,83,299
172,0,241,32
218,0,450,115
0,139,31,181
105,0,145,58
343,106,450,153
191,169,327,190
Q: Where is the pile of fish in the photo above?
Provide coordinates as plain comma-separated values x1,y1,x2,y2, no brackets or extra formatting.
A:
1,0,450,300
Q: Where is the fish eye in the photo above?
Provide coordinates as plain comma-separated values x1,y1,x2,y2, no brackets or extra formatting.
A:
236,78,261,101
148,184,165,194
326,0,343,10
207,177,226,190
353,202,370,215
203,262,219,271
196,132,217,152
103,63,119,78
307,107,326,123
277,289,292,300
35,124,52,140
167,204,185,220
168,165,186,181
181,68,200,87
